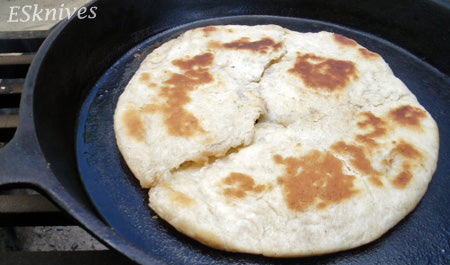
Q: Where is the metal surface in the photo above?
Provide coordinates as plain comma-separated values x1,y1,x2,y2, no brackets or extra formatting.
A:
0,54,35,65
0,0,449,264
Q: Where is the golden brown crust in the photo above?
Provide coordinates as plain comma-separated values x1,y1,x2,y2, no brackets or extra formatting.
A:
288,53,358,92
274,151,359,212
221,172,271,199
389,105,427,130
333,33,357,47
208,37,282,54
121,107,145,142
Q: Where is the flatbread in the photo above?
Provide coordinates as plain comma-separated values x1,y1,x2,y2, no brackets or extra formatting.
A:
114,25,439,257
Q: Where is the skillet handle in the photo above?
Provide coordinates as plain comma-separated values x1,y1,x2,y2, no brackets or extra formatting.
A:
0,132,53,190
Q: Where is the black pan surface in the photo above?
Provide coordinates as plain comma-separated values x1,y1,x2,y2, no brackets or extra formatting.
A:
76,16,450,264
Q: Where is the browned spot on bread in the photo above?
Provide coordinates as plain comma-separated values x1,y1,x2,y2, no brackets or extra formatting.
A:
355,135,378,147
206,40,220,50
202,26,217,37
368,176,383,187
272,41,283,51
138,73,156,88
387,141,422,189
391,164,413,189
351,110,424,189
274,151,359,212
331,141,380,177
333,33,357,46
356,112,387,147
222,173,269,198
357,112,387,137
382,158,394,167
391,141,422,160
209,37,282,53
141,103,158,113
316,202,327,209
389,105,426,129
288,53,358,92
143,53,214,137
122,107,145,141
331,141,384,187
167,188,195,207
359,48,379,59
139,72,150,82
172,52,214,74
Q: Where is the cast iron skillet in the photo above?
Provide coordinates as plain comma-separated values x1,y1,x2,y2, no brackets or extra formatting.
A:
0,0,449,264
